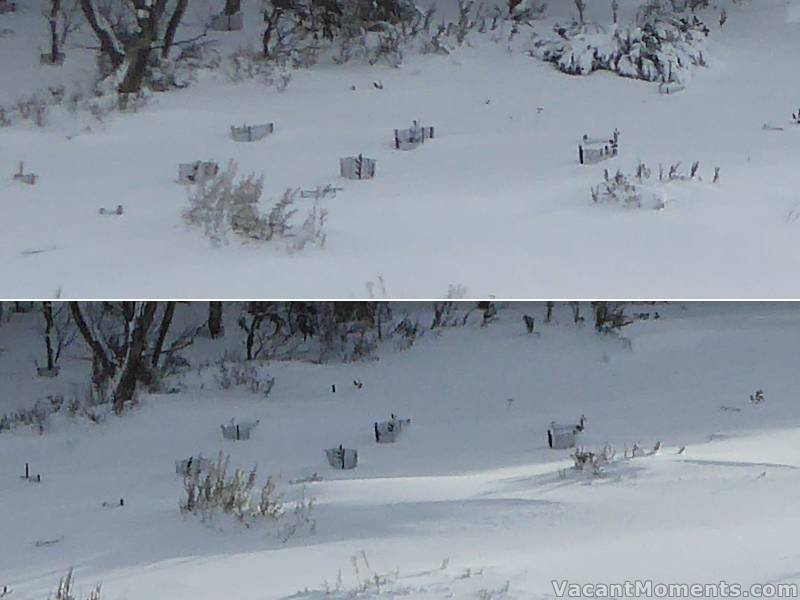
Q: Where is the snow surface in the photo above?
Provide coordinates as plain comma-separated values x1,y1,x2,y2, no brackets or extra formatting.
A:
2,302,800,599
1,1,799,298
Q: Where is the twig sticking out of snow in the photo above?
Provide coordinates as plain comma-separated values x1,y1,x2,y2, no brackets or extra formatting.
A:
34,536,64,548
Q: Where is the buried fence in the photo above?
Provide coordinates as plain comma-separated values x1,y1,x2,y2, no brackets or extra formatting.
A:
394,120,435,150
210,12,243,31
13,162,37,185
325,445,358,470
220,419,259,441
340,154,376,180
98,205,124,216
578,130,619,165
547,415,586,450
35,365,60,377
21,463,42,483
230,122,274,142
178,161,219,184
658,82,685,95
374,414,411,444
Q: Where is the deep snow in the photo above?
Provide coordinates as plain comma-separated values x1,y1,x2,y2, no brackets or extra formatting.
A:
2,302,800,599
1,1,800,297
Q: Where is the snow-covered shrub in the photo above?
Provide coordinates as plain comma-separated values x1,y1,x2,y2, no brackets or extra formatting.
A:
591,159,712,210
572,445,614,476
181,453,264,521
393,316,419,349
593,302,632,334
215,361,275,397
591,169,663,209
180,453,309,535
183,162,328,249
289,202,328,252
509,0,547,23
531,3,709,84
278,487,317,542
224,46,294,89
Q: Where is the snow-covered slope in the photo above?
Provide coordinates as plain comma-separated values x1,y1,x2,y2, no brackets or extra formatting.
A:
1,302,800,599
1,1,800,298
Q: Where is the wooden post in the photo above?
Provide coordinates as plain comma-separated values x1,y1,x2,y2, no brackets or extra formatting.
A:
578,145,584,165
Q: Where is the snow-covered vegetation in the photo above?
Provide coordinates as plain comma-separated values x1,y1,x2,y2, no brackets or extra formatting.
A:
1,0,799,297
531,3,710,83
2,302,800,599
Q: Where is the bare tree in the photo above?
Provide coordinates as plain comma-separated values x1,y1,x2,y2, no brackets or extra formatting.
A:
79,0,192,98
238,302,284,361
69,302,187,413
43,0,80,64
39,302,76,374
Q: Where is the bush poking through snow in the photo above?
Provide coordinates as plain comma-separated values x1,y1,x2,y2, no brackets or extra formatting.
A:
180,452,283,521
591,169,666,210
51,569,102,600
592,160,716,210
215,362,275,397
183,161,329,249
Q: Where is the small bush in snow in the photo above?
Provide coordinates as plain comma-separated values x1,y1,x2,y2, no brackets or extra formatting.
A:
592,160,715,210
183,161,328,250
591,169,665,210
180,453,314,539
51,569,102,600
215,361,275,397
392,317,419,350
180,452,282,521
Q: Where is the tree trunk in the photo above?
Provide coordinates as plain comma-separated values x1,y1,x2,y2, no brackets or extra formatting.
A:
150,302,176,369
70,302,115,385
49,0,61,63
224,0,241,16
208,301,224,338
161,0,188,58
42,302,56,370
112,303,159,413
119,45,151,97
